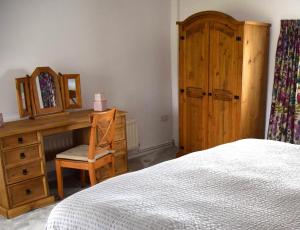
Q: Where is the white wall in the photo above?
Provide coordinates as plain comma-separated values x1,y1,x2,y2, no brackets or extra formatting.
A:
171,0,300,144
0,0,173,150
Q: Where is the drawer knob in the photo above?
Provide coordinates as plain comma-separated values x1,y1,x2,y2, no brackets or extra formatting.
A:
22,169,28,175
20,152,26,159
18,137,24,144
25,189,32,195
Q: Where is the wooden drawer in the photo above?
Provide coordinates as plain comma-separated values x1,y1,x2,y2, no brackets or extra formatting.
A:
114,125,125,141
8,177,47,208
2,132,38,149
3,145,40,166
113,140,127,154
6,161,43,185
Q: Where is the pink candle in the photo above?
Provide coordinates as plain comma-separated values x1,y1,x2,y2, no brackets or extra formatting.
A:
93,93,108,111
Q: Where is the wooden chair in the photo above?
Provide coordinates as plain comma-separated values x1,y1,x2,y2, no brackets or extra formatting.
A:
55,108,117,199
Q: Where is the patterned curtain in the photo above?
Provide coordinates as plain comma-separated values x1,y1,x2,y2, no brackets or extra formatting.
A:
268,20,300,143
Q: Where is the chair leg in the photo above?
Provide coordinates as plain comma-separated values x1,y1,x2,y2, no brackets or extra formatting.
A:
111,154,115,177
80,170,86,188
55,160,64,199
88,164,97,186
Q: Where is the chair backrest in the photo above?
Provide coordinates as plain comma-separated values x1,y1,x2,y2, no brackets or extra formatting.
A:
88,108,117,160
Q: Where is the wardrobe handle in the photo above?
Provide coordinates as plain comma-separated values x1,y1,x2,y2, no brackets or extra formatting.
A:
180,89,185,93
202,92,206,96
25,189,32,195
208,92,212,96
18,137,24,144
234,95,240,100
20,152,26,159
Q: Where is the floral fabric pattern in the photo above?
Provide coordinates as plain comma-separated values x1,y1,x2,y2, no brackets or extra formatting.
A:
38,72,57,108
268,20,300,143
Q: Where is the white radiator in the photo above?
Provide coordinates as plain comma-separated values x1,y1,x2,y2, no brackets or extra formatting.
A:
43,132,74,175
126,119,139,151
44,132,74,156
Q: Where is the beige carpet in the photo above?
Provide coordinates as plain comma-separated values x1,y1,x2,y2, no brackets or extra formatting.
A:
0,146,177,230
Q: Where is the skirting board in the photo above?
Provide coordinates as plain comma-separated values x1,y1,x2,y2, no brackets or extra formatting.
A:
128,140,176,160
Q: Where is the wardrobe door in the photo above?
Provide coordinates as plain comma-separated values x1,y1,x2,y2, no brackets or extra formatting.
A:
207,21,241,148
179,22,209,154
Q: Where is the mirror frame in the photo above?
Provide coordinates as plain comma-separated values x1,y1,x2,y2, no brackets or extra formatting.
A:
15,77,32,118
61,74,82,109
30,67,63,117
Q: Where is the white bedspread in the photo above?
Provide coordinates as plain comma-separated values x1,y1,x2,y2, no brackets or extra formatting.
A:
45,139,300,230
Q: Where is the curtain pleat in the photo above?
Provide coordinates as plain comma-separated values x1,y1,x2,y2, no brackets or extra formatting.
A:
268,20,300,143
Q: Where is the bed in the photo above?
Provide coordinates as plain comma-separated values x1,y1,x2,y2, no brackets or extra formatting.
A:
45,139,300,229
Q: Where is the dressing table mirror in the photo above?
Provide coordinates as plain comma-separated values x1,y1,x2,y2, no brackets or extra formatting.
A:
15,77,32,118
31,67,63,117
15,67,82,119
59,73,82,109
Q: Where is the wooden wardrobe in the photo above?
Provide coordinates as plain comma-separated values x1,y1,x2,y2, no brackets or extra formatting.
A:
178,11,270,156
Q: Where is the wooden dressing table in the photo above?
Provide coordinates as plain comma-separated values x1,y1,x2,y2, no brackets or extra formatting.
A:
0,109,128,218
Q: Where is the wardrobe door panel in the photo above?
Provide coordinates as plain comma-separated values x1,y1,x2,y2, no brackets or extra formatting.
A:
208,92,236,148
185,88,207,153
208,22,240,148
179,22,209,154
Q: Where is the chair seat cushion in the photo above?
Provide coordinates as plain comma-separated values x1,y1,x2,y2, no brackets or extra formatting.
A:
56,145,111,162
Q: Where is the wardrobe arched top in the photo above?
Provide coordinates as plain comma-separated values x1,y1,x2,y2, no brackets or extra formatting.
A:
177,11,270,27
